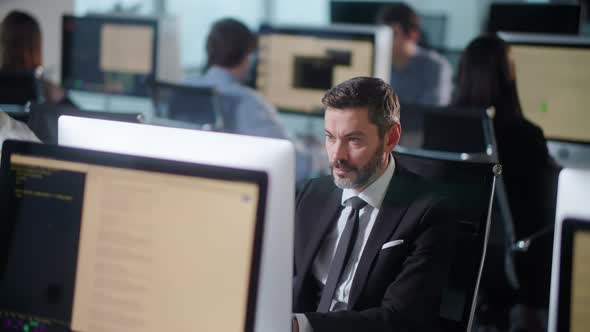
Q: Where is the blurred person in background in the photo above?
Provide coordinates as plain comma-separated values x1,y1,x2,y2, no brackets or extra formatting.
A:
378,2,452,106
453,34,560,332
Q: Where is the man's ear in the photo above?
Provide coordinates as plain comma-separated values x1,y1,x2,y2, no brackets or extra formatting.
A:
408,28,420,43
384,123,402,153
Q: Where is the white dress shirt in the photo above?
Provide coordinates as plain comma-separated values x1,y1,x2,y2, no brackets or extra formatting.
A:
295,156,395,331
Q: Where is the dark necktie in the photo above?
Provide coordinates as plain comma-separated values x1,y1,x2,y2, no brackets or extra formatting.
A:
317,196,368,313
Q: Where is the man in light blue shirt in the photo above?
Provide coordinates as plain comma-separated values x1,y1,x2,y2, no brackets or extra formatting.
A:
187,18,312,181
186,18,288,140
378,3,453,106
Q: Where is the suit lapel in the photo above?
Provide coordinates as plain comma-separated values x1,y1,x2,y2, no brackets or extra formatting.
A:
347,166,411,308
298,185,342,287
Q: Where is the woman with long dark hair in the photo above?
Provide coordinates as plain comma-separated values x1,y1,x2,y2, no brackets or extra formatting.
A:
454,35,560,331
0,11,66,104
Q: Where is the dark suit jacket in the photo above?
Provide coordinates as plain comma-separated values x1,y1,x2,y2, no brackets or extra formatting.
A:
293,163,456,332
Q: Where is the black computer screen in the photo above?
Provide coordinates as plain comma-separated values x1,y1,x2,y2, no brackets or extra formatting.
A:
0,141,267,332
329,0,448,49
0,157,85,332
330,1,384,25
488,3,581,35
61,15,158,97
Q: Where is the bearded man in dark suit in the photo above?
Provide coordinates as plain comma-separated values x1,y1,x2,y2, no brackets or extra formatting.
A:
292,77,455,332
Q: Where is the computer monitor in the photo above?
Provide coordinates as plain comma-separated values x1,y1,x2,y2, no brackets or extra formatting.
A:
500,32,590,143
61,15,158,97
488,3,581,35
256,24,392,113
329,0,448,49
552,218,590,332
148,80,224,131
549,168,590,332
57,116,295,332
0,140,267,332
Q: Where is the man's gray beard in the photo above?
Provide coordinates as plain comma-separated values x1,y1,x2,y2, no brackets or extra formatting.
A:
332,149,384,190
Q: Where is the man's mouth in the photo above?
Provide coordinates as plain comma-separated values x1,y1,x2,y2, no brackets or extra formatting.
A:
333,167,353,176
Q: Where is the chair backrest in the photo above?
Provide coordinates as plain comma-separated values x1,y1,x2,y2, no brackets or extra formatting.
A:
0,70,44,106
398,104,497,161
398,104,520,327
27,104,144,144
3,112,30,124
395,150,499,332
149,80,224,131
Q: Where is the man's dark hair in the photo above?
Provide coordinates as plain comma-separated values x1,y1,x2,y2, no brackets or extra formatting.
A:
377,3,420,34
206,18,257,69
322,77,400,137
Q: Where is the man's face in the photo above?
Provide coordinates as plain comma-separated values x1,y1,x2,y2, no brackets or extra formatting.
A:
392,24,419,52
324,107,389,190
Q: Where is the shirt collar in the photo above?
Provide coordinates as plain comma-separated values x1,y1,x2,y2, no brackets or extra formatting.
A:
204,65,239,85
341,155,395,209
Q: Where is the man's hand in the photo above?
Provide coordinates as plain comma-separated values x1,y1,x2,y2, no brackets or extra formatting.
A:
292,317,299,332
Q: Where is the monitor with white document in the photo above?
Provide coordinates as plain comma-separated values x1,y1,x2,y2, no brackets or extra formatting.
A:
548,168,590,332
61,15,158,97
57,116,295,332
61,14,181,98
256,23,392,113
499,32,590,143
0,140,267,332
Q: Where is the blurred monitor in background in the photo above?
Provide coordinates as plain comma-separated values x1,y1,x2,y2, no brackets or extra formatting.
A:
500,32,590,144
256,24,392,113
329,0,448,50
61,15,158,97
487,3,581,35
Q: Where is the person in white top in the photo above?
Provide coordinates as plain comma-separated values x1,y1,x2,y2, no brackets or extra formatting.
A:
0,112,40,165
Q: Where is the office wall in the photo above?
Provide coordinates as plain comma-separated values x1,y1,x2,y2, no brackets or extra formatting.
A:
0,0,75,83
166,0,264,70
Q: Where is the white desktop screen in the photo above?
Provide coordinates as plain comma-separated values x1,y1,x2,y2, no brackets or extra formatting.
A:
257,24,392,113
505,34,590,143
58,116,295,332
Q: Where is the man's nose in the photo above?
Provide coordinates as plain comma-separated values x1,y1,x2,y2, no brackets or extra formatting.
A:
331,141,348,162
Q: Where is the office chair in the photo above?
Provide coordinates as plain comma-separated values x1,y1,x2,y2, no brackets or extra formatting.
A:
396,104,521,329
149,80,224,131
3,112,30,124
27,104,144,144
395,150,499,332
0,69,44,107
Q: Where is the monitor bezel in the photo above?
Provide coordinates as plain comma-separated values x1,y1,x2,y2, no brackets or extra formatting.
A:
489,3,581,35
557,217,590,332
0,140,267,332
61,14,159,97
